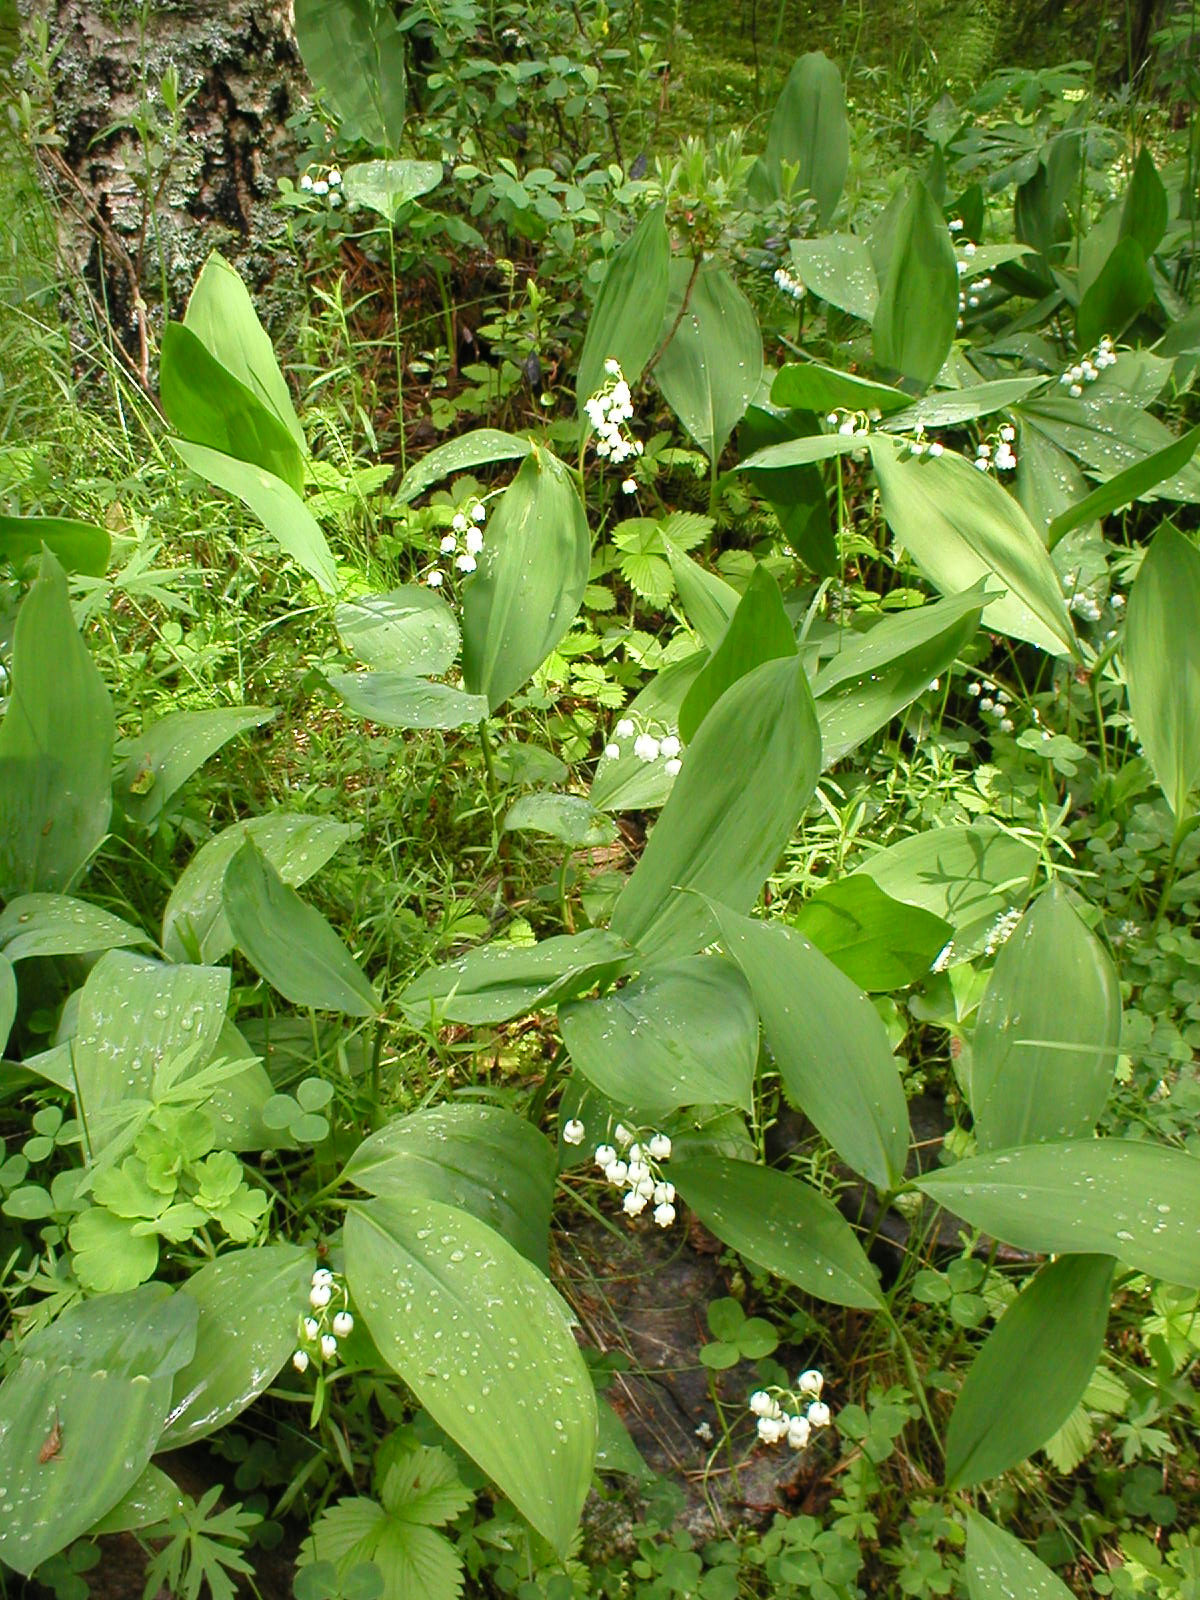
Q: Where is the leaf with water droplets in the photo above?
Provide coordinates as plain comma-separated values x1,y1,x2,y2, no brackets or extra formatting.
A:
399,928,632,1027
340,1104,557,1270
335,586,460,676
0,893,149,963
346,1196,597,1555
576,204,670,408
672,1155,882,1310
115,705,276,824
559,955,758,1115
964,1511,1076,1600
946,1253,1114,1487
160,1243,312,1448
655,260,763,467
971,884,1120,1152
914,1140,1200,1286
396,428,532,506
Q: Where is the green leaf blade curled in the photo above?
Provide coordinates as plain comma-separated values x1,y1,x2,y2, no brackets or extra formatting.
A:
0,549,114,899
577,204,671,407
223,841,379,1016
327,672,488,732
340,1103,557,1271
914,1140,1200,1287
116,705,276,824
872,178,959,389
964,1511,1077,1600
791,877,951,992
870,435,1077,656
610,654,821,961
0,514,110,575
345,1196,597,1555
672,1155,882,1310
293,0,407,149
182,253,306,453
971,884,1120,1152
1077,235,1153,351
171,438,339,594
678,563,796,743
399,929,633,1027
946,1253,1114,1488
755,51,850,225
706,902,909,1190
1124,524,1200,821
342,158,443,220
461,446,590,712
559,955,759,1114
655,260,763,466
160,322,305,495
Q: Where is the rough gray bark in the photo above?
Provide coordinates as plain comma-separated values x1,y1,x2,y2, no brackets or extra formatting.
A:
25,0,308,381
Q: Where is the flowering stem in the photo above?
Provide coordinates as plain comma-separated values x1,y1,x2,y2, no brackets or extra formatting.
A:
881,1305,941,1449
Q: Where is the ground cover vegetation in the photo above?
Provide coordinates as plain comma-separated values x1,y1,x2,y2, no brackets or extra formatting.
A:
2,0,1200,1595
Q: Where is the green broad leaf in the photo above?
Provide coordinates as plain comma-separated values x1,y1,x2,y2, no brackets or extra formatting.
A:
162,813,357,964
812,585,987,767
852,823,1038,953
736,431,863,472
340,1103,557,1271
160,322,305,495
788,233,878,322
971,884,1120,1152
655,260,763,465
88,1464,185,1535
26,1283,197,1379
171,437,339,593
502,792,617,849
1120,147,1168,257
589,653,706,814
395,430,532,506
0,549,114,899
461,446,590,712
345,1196,597,1555
293,0,407,150
0,894,148,962
737,407,836,578
577,204,670,407
610,655,821,961
770,362,909,417
870,435,1078,656
182,253,305,454
679,564,796,742
0,514,110,575
0,953,14,1054
72,950,230,1151
1077,236,1153,350
223,841,379,1016
1046,425,1200,547
401,929,631,1027
666,551,739,652
705,902,908,1190
872,178,959,389
672,1155,882,1309
160,1244,313,1448
914,1140,1200,1286
1125,525,1200,820
792,877,952,992
0,1360,170,1575
964,1511,1077,1600
1016,422,1098,548
115,705,275,824
343,159,443,220
336,587,460,676
755,51,849,224
595,1395,655,1480
559,955,758,1114
946,1253,1113,1488
1014,131,1080,276
884,378,1047,430
1018,396,1200,503
327,672,488,732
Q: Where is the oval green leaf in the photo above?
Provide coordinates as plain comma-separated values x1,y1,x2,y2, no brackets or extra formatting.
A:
577,204,670,407
1125,524,1200,821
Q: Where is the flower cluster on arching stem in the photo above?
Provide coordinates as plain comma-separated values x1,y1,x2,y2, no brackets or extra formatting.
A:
298,166,343,206
585,359,644,479
293,1267,354,1373
773,265,805,301
1060,335,1117,397
749,1370,833,1452
604,715,683,777
425,499,487,590
572,1120,677,1228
